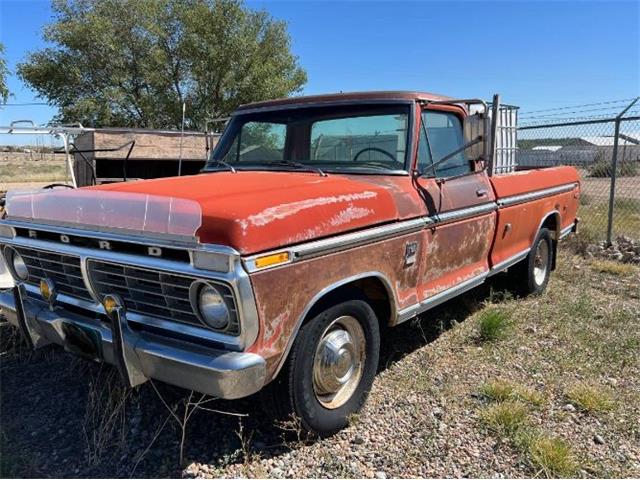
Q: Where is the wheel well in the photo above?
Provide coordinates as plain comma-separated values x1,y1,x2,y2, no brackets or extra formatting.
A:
541,213,559,239
540,212,560,270
305,276,393,328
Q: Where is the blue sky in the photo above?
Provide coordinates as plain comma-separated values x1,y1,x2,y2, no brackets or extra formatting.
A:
1,0,639,129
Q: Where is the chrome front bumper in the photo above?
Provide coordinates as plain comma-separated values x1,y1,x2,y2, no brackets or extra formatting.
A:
0,286,266,399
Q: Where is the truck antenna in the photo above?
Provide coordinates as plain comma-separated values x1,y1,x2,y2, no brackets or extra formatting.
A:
178,101,186,176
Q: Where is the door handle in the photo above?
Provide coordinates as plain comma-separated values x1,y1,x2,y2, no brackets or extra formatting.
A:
476,188,488,197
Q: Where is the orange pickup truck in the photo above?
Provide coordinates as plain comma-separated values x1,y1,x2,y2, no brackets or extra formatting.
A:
0,91,579,435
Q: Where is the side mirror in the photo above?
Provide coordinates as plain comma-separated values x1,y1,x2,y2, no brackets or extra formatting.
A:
463,112,488,163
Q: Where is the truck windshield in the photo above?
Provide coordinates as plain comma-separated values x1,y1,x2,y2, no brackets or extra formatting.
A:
204,104,411,173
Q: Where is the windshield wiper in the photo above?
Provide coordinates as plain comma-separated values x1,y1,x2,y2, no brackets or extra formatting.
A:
270,160,327,177
206,159,237,173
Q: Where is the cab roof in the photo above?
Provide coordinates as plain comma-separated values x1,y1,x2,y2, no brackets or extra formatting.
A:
236,90,454,112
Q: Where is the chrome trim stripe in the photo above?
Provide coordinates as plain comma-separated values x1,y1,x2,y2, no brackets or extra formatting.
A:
272,271,397,378
397,271,489,323
488,248,530,276
245,185,576,273
244,204,500,273
294,218,428,260
433,202,497,225
559,223,574,239
497,183,577,207
245,218,428,272
0,219,238,257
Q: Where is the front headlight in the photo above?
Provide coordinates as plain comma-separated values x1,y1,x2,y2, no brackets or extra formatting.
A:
195,283,230,330
4,247,29,281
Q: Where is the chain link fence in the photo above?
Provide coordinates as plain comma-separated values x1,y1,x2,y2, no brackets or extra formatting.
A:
517,100,640,244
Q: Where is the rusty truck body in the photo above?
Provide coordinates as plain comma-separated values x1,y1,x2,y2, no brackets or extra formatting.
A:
0,91,579,435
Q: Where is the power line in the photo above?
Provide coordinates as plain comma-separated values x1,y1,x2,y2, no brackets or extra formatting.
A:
520,105,637,120
519,110,640,127
519,98,637,116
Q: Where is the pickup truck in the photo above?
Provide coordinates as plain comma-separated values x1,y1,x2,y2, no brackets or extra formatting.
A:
0,91,579,436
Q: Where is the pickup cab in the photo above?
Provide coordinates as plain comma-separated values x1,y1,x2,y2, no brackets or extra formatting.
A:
0,91,579,436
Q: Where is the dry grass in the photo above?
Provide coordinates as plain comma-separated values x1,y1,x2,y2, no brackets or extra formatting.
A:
577,198,640,242
590,259,637,276
0,161,69,183
480,381,579,478
481,379,545,406
527,435,579,478
480,401,530,437
481,379,516,402
0,322,33,363
82,367,133,465
566,382,615,413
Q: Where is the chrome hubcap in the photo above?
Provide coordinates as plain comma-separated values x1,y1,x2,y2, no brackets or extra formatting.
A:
313,315,365,409
533,240,549,286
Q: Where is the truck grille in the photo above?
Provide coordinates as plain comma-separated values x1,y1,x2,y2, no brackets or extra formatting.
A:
8,244,239,334
88,260,236,329
14,247,93,302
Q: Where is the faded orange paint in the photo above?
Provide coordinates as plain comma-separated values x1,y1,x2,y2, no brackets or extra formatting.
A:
490,166,579,198
490,187,579,267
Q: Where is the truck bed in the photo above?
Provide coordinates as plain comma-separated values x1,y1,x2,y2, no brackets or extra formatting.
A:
489,166,580,268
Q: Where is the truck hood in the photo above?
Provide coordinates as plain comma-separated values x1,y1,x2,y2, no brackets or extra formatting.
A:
92,172,403,254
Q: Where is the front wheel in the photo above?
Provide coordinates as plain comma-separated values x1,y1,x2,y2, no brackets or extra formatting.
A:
264,298,380,437
512,228,553,295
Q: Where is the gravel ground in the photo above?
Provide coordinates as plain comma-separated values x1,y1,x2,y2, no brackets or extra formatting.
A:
1,249,638,478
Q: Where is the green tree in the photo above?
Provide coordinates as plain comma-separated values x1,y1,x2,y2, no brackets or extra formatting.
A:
0,42,9,103
18,0,306,129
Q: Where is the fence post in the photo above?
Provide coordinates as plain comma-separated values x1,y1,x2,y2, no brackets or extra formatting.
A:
606,120,621,245
606,97,639,245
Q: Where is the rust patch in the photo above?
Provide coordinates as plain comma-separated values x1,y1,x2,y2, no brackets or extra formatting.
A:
247,232,422,377
419,214,495,297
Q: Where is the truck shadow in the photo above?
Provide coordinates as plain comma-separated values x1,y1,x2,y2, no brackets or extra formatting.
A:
0,274,515,478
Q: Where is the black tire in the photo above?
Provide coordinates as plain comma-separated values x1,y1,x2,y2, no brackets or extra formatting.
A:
511,228,553,296
262,298,380,437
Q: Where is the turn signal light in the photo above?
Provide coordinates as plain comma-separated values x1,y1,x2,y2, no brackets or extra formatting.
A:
40,278,56,303
254,251,290,269
103,294,123,316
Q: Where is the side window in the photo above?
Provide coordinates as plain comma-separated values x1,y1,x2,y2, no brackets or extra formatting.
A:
421,111,470,177
416,120,433,173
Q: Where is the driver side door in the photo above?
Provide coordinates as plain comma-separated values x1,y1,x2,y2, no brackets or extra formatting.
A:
414,108,497,304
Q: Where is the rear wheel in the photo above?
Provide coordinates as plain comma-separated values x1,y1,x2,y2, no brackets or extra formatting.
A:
512,228,553,295
262,298,380,437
